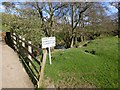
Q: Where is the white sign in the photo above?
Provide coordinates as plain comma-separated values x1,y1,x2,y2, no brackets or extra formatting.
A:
42,37,56,65
42,37,56,48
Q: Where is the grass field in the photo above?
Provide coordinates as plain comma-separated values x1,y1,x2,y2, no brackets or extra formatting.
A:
44,36,118,88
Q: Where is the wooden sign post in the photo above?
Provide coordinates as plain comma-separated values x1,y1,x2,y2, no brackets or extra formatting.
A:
38,49,47,88
38,37,56,87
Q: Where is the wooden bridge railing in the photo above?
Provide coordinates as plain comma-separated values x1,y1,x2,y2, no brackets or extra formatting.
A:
11,32,47,88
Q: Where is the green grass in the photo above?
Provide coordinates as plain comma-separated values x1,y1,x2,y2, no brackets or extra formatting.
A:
44,36,118,88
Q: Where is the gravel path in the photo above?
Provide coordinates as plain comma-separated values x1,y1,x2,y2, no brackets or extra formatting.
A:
0,41,34,88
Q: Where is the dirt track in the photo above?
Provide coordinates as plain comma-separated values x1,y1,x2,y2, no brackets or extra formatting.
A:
0,41,34,88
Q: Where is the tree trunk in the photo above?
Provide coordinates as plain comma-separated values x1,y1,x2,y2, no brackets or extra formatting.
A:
75,36,78,47
35,2,44,21
70,36,74,48
118,2,120,38
81,35,84,42
70,4,74,48
49,2,54,37
84,36,86,41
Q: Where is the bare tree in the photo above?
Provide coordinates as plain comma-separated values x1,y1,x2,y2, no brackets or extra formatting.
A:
67,2,91,48
110,2,119,37
42,2,67,37
118,2,120,38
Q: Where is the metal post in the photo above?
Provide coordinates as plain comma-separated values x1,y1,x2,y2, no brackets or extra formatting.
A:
48,47,52,65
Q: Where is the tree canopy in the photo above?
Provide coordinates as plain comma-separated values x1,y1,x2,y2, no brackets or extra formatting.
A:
2,2,118,48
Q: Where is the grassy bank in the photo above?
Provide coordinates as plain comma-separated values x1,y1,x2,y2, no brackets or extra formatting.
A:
44,36,118,88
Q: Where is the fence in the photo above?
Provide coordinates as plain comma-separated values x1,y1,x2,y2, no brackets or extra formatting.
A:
11,32,47,88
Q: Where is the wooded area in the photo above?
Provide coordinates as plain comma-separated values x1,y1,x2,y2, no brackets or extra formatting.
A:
2,2,118,48
1,1,119,88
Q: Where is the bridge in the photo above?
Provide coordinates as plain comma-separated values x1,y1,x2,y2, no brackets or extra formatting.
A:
0,32,47,89
0,41,34,88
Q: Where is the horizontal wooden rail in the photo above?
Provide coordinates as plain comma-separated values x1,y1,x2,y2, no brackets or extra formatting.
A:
22,46,41,65
18,47,39,82
11,32,45,88
12,34,41,52
20,55,39,82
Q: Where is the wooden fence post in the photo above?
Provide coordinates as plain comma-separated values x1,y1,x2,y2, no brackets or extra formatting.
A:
28,41,32,65
21,38,26,57
38,49,47,88
16,34,19,52
18,36,22,53
19,36,22,43
11,33,14,48
22,38,25,47
13,33,17,51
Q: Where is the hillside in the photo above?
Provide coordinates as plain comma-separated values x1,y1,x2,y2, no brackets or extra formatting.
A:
44,36,118,88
